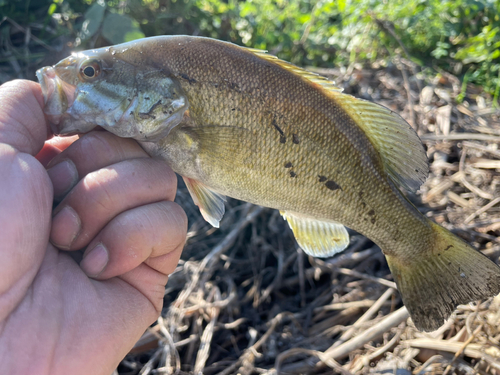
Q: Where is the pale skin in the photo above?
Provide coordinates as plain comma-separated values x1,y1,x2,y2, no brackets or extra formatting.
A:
0,80,187,374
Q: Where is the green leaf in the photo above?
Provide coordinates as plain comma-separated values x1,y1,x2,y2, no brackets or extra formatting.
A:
102,12,145,45
47,3,57,16
79,2,106,41
337,0,346,13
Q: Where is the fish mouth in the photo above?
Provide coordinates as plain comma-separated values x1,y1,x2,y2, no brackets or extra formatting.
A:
36,64,78,135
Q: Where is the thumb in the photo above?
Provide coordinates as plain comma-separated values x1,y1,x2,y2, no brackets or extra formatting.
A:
0,80,53,322
0,80,51,155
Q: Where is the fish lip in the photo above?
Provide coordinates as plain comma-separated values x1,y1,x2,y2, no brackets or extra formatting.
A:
36,64,78,134
36,66,55,106
36,66,63,134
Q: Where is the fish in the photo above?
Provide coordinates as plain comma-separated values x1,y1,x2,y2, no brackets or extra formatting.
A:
36,35,500,331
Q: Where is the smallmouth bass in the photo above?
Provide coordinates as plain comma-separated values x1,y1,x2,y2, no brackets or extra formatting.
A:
36,35,500,331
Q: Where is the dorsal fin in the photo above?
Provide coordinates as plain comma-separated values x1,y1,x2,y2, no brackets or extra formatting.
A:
327,92,429,191
246,48,428,192
245,48,343,92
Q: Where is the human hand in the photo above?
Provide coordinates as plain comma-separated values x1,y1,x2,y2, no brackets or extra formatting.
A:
0,80,187,374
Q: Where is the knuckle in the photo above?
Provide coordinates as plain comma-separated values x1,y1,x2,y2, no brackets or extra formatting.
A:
81,169,118,213
161,202,188,246
168,202,188,231
151,158,176,180
76,132,114,160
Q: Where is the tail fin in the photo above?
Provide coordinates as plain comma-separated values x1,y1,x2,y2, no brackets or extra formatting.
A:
385,221,500,331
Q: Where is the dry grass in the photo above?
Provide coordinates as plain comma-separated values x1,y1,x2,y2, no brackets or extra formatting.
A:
2,22,500,375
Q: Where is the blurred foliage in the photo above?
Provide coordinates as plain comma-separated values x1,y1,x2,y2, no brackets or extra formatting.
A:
1,0,500,100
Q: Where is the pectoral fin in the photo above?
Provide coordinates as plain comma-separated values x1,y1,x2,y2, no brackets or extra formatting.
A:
183,177,226,228
281,211,350,257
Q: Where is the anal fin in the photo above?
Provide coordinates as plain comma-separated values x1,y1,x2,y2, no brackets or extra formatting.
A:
183,177,226,228
281,211,350,257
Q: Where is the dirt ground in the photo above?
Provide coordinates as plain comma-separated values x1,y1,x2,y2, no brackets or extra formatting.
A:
2,25,500,375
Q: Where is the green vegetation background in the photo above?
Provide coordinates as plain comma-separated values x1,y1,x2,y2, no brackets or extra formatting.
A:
2,0,500,101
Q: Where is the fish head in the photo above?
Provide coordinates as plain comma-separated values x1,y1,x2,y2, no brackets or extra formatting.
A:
36,47,188,141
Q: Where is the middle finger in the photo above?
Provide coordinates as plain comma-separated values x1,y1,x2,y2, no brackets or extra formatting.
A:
47,131,147,201
49,137,177,250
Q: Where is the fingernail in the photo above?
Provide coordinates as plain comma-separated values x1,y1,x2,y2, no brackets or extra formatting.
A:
81,243,109,277
51,206,81,249
47,159,78,199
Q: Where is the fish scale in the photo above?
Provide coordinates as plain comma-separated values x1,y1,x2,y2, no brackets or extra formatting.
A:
36,35,500,331
170,64,406,243
165,107,426,264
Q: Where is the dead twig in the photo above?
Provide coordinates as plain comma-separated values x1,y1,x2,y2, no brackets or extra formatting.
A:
333,288,395,347
442,324,483,375
193,288,221,374
421,133,500,142
279,307,409,373
464,197,500,224
406,338,500,371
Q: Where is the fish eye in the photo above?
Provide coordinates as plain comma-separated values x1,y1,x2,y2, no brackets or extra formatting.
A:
79,59,102,81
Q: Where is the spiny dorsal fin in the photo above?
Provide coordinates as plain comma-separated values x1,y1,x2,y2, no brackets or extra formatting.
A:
183,176,226,228
327,93,429,191
246,47,428,192
245,48,343,93
281,211,350,257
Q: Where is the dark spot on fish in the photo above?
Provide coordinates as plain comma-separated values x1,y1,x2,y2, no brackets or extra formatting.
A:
292,134,300,144
368,209,375,216
438,253,441,256
290,171,297,178
228,82,240,91
130,111,134,115
325,180,341,191
272,119,284,136
280,135,287,144
370,217,376,224
145,97,150,100
361,202,366,208
139,113,156,119
284,162,293,168
318,175,327,182
181,73,197,84
444,245,453,251
231,108,236,111
143,100,163,115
